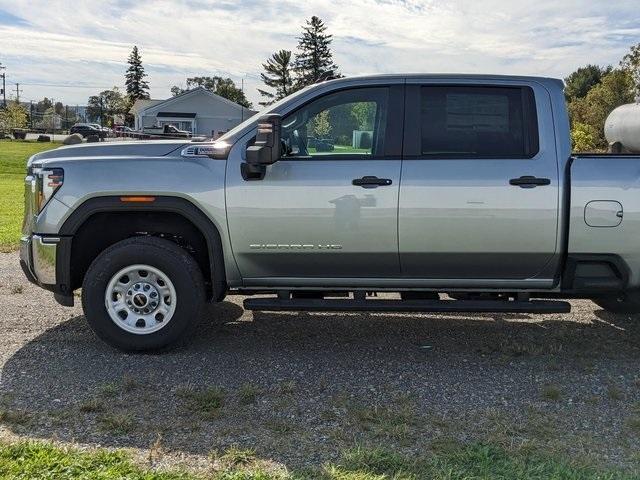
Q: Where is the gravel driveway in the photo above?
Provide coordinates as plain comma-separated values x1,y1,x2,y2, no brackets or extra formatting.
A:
1,251,639,472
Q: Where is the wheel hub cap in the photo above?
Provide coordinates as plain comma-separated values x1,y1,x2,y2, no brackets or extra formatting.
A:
105,264,177,335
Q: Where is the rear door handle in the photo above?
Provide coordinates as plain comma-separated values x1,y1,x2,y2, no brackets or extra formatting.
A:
352,176,393,188
509,176,551,188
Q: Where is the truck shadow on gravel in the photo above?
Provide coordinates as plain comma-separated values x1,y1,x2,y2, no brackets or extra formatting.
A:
1,299,639,465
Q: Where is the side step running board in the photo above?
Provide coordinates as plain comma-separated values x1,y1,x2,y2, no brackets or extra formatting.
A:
244,298,571,314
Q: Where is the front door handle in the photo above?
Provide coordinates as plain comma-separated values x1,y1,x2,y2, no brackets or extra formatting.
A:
509,176,551,188
352,176,393,188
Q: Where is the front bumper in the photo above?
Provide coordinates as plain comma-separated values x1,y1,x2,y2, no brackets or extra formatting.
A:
20,234,74,306
20,234,58,285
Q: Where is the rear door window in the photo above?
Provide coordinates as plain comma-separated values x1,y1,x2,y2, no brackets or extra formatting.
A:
419,86,539,158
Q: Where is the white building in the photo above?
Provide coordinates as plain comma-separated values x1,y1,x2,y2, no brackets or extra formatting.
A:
130,87,256,137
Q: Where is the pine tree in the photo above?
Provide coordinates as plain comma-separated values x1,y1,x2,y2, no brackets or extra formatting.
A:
258,50,294,106
294,16,339,88
125,46,150,100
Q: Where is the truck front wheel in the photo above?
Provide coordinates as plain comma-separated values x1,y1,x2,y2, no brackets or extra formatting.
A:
81,236,205,351
593,292,640,314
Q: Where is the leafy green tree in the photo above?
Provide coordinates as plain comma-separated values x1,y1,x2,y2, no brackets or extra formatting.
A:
125,46,150,101
171,76,252,108
568,69,635,149
87,87,127,126
258,50,295,106
294,16,340,88
620,42,640,98
0,101,27,132
564,65,611,101
35,97,53,115
570,122,598,152
312,110,332,137
351,102,375,130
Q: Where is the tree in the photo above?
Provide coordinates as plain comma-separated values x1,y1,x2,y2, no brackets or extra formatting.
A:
171,76,252,108
87,87,127,126
125,46,150,101
294,16,340,88
570,122,598,152
564,65,611,101
568,69,635,149
620,42,640,98
0,101,27,133
258,50,294,106
312,110,331,137
35,97,53,115
351,102,375,130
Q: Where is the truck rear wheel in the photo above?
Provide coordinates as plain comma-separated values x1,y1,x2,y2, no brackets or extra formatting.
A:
81,236,205,351
594,292,640,314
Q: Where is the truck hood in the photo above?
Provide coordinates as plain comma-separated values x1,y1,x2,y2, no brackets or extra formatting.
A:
28,140,192,167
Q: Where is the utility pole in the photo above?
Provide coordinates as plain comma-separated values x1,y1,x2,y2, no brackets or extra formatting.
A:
14,83,22,104
0,63,6,107
241,77,244,121
51,97,55,141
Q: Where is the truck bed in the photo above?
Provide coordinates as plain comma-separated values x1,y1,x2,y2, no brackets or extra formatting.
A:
569,154,640,288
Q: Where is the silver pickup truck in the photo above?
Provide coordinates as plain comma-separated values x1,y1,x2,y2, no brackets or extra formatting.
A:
19,74,640,351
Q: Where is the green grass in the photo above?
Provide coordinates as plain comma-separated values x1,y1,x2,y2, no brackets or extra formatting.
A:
0,441,192,479
177,386,226,419
307,144,371,155
0,441,634,479
0,140,61,251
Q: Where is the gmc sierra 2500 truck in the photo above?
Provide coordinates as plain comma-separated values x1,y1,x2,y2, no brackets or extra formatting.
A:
20,74,640,351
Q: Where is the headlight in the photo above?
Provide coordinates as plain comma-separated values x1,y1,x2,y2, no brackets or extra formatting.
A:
32,167,64,213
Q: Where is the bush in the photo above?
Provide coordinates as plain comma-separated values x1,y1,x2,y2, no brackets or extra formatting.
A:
571,122,598,152
12,129,27,140
335,134,350,146
37,135,51,142
359,132,372,149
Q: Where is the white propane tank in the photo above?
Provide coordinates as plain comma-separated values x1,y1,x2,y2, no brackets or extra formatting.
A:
604,102,640,153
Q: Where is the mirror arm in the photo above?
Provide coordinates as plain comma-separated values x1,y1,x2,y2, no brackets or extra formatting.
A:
241,162,266,181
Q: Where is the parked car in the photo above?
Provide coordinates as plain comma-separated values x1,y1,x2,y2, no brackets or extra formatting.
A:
112,125,135,136
69,123,107,138
89,123,110,133
113,125,134,133
143,124,191,138
19,74,640,352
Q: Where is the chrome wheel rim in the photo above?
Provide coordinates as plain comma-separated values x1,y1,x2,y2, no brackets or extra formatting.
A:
105,264,177,335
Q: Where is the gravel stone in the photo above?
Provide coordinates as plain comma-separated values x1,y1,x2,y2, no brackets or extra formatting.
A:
1,251,639,470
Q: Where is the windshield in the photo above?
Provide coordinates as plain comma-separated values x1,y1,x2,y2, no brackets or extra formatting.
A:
217,84,317,143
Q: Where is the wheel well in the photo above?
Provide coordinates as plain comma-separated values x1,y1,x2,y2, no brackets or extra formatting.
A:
70,211,214,298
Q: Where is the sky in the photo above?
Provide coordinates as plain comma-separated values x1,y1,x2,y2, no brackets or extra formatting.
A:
0,0,638,108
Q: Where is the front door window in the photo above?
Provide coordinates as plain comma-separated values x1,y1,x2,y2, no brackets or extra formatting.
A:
281,88,388,158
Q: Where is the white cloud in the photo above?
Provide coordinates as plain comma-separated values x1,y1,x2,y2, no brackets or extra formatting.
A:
0,0,637,106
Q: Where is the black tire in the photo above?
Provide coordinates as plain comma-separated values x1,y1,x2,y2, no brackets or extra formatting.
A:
82,236,205,352
594,291,640,314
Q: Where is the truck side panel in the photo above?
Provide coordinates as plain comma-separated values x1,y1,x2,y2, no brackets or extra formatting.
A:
569,156,640,288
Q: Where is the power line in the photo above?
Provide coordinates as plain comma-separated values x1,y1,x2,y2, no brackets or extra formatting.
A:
17,75,262,90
